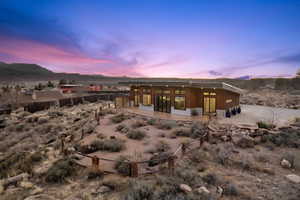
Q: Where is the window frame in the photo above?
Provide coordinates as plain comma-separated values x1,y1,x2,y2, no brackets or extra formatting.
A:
174,95,186,110
142,94,152,106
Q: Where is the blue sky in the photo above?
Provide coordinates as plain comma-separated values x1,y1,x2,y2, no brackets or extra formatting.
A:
0,0,300,78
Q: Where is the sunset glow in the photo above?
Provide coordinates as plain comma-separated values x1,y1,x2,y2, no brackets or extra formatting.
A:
0,0,299,78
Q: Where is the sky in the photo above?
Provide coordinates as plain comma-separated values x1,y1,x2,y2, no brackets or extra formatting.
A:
0,0,300,78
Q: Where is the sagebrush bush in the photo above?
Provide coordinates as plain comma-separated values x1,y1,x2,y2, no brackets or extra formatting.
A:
110,113,129,124
155,140,171,152
114,155,131,176
115,124,129,134
172,128,190,137
156,120,176,130
45,159,76,183
123,180,155,200
90,139,125,152
127,129,146,140
257,121,275,129
223,183,239,196
147,118,157,125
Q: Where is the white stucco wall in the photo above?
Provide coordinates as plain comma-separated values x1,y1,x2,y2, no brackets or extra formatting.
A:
216,109,226,118
139,104,154,111
171,107,191,116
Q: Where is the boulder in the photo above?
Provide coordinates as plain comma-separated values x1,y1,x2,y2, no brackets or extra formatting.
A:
38,117,49,124
20,181,34,189
179,184,192,193
24,194,55,200
281,159,292,169
196,186,210,194
286,174,300,184
97,185,111,194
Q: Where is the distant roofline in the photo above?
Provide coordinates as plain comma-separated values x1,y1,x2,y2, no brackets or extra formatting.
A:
119,81,243,94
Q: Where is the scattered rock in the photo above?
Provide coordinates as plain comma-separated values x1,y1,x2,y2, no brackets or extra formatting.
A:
196,186,210,194
281,159,292,169
30,186,43,195
97,185,111,194
179,184,192,193
0,182,4,194
20,181,34,189
24,194,55,200
38,117,49,124
216,186,224,196
286,174,300,184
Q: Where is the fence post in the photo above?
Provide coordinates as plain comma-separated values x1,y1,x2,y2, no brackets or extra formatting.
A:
181,144,186,157
81,129,84,140
130,162,138,177
91,156,100,172
60,137,65,154
168,156,175,175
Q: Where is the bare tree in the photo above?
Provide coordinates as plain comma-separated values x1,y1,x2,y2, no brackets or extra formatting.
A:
297,68,300,78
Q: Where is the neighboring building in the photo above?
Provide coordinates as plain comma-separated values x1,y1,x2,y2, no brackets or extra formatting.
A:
59,84,84,93
120,81,243,117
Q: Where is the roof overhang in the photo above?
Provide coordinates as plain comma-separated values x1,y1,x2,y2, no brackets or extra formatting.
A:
119,81,244,94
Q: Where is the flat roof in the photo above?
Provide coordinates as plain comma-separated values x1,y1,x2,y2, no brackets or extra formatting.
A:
119,81,243,94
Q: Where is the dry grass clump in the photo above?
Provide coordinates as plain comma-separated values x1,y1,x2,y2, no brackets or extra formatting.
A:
147,118,157,125
90,139,125,152
110,113,130,123
115,124,129,134
45,158,77,183
131,120,147,128
127,129,147,140
155,140,171,153
257,121,275,129
172,128,191,137
0,151,43,179
114,155,131,176
156,120,176,130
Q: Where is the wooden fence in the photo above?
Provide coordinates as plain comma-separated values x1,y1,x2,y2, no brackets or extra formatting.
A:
60,114,210,177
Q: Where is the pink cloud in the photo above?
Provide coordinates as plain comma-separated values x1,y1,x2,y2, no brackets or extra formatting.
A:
0,35,112,72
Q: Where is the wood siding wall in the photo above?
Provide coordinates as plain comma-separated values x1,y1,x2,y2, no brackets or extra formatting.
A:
130,86,240,110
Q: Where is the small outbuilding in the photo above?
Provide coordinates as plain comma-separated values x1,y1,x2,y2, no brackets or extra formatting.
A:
120,81,243,117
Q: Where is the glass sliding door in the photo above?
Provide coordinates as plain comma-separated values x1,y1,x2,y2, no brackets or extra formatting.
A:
154,95,171,113
203,92,216,114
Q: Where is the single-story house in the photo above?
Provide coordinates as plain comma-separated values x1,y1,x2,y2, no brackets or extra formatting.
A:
119,81,243,117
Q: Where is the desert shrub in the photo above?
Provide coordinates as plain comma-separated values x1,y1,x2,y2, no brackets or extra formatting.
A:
261,131,300,148
110,113,129,124
191,109,199,116
202,173,218,185
45,159,76,183
156,120,176,130
147,118,157,125
127,129,146,140
122,180,155,200
114,155,131,176
190,122,207,138
106,109,117,115
87,170,103,180
90,139,125,152
254,154,269,163
223,183,239,196
115,124,129,134
216,147,232,166
295,117,300,123
38,117,49,124
155,140,171,152
173,128,190,137
257,121,275,129
131,120,147,128
0,151,43,179
15,123,25,132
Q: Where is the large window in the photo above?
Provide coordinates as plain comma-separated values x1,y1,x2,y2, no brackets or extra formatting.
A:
142,94,151,106
175,89,185,95
174,96,186,110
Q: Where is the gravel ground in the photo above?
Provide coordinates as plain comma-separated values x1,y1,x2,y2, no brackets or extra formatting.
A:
219,104,300,127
